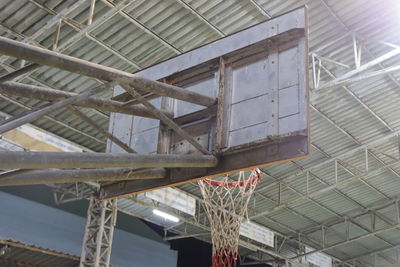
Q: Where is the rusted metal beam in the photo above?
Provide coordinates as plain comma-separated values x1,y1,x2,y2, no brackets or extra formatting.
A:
0,37,216,107
0,83,111,134
0,168,166,186
0,151,218,169
0,81,160,118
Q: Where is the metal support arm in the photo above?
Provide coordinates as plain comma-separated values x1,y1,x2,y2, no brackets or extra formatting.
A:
0,82,112,134
0,168,166,186
0,81,161,118
0,151,218,169
0,37,216,107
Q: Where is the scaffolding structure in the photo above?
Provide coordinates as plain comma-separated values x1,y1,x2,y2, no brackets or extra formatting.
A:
80,196,118,267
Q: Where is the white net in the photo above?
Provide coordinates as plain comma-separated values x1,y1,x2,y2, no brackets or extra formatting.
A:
198,169,262,267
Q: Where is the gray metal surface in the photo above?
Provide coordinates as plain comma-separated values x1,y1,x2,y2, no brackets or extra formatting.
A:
105,7,309,197
0,0,400,266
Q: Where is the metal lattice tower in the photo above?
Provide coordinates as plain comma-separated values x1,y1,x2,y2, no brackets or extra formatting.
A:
79,196,118,267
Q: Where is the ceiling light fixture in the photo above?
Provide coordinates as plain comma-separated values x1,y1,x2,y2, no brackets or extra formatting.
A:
152,209,179,222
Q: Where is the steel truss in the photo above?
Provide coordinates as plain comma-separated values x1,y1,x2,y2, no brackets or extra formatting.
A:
52,182,97,205
0,1,400,266
80,196,118,267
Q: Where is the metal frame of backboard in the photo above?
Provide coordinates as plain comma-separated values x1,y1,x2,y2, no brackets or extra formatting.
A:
101,6,309,199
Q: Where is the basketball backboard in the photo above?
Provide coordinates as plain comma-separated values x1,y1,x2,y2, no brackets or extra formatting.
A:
100,7,309,199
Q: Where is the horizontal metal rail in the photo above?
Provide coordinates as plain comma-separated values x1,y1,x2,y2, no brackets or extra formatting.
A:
0,151,218,169
0,82,111,134
0,168,166,186
0,81,160,118
0,37,216,107
0,63,40,82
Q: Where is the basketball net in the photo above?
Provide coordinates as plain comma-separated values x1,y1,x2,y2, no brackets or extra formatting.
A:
198,169,262,267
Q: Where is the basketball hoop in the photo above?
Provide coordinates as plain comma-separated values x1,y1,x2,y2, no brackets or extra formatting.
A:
198,169,262,267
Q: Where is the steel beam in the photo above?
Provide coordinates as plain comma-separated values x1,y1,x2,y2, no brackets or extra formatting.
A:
67,106,136,153
251,158,400,220
121,84,211,155
100,0,181,54
52,182,97,205
0,37,216,107
291,223,400,260
0,83,111,134
0,151,218,169
0,82,159,118
0,81,105,147
316,47,400,90
0,63,40,82
0,168,166,186
344,245,400,263
80,196,117,267
320,64,400,89
0,0,86,64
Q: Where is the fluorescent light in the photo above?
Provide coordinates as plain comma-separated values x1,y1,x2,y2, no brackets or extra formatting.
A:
152,209,179,222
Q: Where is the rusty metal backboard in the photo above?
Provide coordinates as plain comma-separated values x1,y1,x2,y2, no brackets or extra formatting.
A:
101,7,309,199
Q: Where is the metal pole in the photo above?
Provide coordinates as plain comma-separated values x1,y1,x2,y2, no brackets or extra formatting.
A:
121,84,211,155
67,106,136,153
0,169,34,180
0,168,166,186
317,47,400,90
0,63,40,82
0,81,159,118
0,82,112,134
0,151,218,169
0,37,216,107
88,0,96,25
319,64,400,89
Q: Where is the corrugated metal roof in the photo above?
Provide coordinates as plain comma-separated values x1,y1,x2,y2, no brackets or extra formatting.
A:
0,240,79,267
2,0,400,265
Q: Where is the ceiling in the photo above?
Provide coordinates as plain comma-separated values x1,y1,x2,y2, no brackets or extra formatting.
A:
1,0,400,266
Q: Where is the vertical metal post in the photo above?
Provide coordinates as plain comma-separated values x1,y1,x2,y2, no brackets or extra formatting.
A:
80,196,118,267
353,34,359,69
278,182,281,205
53,19,62,50
88,0,96,25
312,54,317,89
334,160,338,184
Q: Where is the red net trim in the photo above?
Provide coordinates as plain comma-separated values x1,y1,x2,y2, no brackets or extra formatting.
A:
212,248,238,267
203,169,262,187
